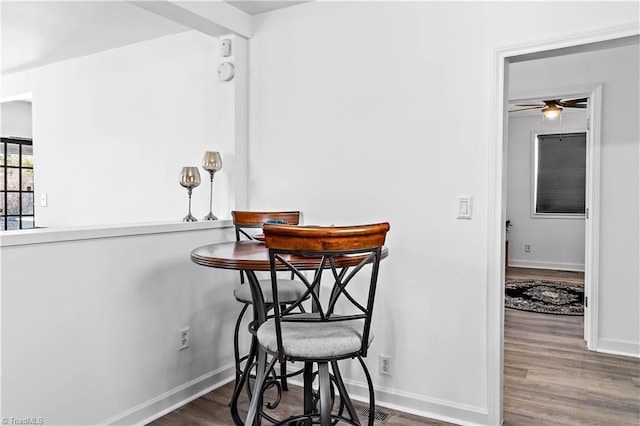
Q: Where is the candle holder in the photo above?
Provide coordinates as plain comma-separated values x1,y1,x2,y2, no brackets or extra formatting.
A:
179,166,201,222
201,151,223,220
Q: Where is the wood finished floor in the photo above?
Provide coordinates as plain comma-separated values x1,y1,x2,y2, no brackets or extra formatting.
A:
504,267,639,426
149,267,639,425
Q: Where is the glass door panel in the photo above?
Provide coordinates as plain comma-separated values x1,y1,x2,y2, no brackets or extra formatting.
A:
22,145,33,167
6,143,19,166
22,193,34,214
6,193,20,215
22,169,34,191
6,168,19,190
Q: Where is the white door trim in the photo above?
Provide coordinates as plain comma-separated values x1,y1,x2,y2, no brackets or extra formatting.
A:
487,23,639,426
585,84,602,351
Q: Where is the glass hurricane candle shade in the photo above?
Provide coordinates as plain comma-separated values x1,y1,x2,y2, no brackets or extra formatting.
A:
202,151,222,221
179,166,201,222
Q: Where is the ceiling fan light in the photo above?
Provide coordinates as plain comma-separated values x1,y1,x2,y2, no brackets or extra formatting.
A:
542,105,562,119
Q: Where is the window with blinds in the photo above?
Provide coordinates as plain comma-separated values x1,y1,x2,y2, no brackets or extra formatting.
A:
533,132,586,216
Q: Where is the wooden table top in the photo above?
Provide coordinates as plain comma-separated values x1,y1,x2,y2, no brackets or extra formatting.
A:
190,240,388,271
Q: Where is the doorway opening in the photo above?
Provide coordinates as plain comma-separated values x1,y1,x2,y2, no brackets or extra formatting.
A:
0,98,35,230
1,137,35,230
506,86,595,344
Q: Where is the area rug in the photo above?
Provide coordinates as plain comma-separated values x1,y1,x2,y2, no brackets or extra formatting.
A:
505,279,584,315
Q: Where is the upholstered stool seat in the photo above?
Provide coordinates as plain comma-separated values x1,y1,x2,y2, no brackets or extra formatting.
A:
233,279,306,305
257,316,374,359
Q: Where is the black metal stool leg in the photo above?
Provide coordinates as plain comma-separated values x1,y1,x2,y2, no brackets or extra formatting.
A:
245,351,278,426
233,303,250,386
230,336,258,420
318,362,332,426
330,360,360,424
280,361,289,391
278,303,289,391
302,362,315,426
357,355,376,426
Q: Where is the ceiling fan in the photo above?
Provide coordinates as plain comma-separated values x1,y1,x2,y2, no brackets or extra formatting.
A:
510,97,588,119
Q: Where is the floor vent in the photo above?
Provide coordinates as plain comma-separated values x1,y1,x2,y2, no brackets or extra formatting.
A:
354,406,392,423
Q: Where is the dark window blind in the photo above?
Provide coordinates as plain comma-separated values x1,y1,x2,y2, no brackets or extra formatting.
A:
535,132,586,215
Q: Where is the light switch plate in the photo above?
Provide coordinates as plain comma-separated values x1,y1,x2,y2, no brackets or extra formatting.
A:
457,196,472,219
221,39,232,57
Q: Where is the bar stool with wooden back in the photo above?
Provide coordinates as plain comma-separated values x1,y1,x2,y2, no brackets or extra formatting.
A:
230,210,307,395
250,222,390,426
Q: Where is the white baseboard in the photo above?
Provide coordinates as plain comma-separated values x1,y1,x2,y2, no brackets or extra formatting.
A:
508,258,585,272
286,374,488,426
596,338,640,359
99,363,235,426
99,361,489,426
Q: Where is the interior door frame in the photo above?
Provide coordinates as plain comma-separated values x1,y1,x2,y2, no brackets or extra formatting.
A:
508,83,602,348
486,24,639,425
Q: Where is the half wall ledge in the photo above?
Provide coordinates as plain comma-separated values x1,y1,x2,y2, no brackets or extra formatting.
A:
0,220,233,247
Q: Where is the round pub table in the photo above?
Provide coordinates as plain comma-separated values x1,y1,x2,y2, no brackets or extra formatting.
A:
191,240,388,425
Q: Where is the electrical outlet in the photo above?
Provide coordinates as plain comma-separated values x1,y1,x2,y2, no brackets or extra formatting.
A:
178,327,190,351
525,244,532,253
379,354,392,376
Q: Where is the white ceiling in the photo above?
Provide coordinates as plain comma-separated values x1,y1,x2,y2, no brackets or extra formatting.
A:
1,1,308,75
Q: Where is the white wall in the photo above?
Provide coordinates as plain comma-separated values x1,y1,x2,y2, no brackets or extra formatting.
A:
1,224,237,425
1,31,236,227
0,101,32,138
506,111,587,271
1,2,637,425
509,42,640,356
248,2,639,424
